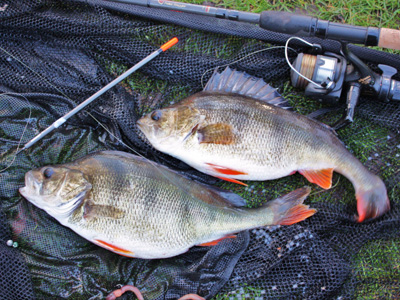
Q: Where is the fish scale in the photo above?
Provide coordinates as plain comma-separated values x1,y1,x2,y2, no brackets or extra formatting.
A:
137,67,390,222
19,151,315,259
180,93,298,175
66,155,206,254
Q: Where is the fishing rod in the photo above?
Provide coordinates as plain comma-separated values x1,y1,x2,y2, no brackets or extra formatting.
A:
106,0,400,129
18,37,178,153
107,0,400,51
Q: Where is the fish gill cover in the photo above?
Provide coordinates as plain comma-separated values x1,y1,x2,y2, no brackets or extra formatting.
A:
0,0,399,299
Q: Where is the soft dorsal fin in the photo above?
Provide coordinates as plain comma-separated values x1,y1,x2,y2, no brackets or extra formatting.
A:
191,183,247,208
203,67,291,109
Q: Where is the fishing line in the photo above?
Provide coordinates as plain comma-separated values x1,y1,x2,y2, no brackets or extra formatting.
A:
1,38,213,204
0,40,297,205
201,45,297,88
86,112,212,202
309,177,341,197
0,42,74,173
0,44,79,171
0,46,72,100
284,37,324,88
0,93,32,173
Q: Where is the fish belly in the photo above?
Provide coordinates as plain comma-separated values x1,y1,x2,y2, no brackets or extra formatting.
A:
177,97,341,181
178,140,326,181
66,219,194,259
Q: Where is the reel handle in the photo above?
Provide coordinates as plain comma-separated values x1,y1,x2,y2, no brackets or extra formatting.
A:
374,64,400,102
333,82,361,130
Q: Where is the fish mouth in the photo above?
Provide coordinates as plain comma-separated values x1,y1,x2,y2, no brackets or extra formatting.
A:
18,186,28,199
136,118,151,137
136,118,170,144
19,171,45,209
19,170,83,217
136,118,146,130
19,171,39,199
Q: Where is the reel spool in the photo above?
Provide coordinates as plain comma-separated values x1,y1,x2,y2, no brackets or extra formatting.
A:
290,52,347,105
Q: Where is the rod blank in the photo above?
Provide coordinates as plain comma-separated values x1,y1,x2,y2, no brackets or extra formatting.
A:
107,0,400,51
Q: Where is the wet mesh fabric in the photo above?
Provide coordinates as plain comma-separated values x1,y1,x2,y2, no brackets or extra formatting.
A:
0,1,399,299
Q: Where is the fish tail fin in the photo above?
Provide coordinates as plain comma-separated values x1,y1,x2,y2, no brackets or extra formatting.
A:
356,177,390,222
270,187,316,225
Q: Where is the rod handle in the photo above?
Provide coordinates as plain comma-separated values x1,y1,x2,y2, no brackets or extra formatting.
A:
260,11,313,36
378,28,400,51
259,11,387,49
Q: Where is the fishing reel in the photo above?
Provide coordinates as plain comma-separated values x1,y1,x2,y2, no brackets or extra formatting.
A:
289,40,400,129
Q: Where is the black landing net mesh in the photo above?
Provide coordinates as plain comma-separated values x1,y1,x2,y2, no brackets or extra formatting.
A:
0,1,399,299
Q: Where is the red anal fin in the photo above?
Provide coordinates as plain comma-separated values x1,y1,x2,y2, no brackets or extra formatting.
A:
215,176,248,186
198,235,237,247
94,239,135,257
299,168,334,189
206,163,248,176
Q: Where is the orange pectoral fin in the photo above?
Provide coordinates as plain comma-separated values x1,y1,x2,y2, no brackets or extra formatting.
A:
198,235,237,247
94,239,135,257
198,123,236,145
299,168,334,189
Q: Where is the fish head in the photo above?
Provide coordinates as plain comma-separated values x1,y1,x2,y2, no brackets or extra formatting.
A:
19,166,92,218
137,106,204,151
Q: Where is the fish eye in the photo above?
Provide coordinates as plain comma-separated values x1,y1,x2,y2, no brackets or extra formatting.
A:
43,168,54,179
151,110,162,121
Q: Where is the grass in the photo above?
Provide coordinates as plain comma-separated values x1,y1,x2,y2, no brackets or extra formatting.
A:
117,1,400,299
106,60,195,115
19,1,396,298
177,0,400,29
212,284,266,299
353,239,400,299
2,0,398,299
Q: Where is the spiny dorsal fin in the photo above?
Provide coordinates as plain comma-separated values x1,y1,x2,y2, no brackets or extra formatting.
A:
204,67,291,109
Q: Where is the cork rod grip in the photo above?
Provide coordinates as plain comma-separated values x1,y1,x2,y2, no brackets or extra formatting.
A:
378,28,400,51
